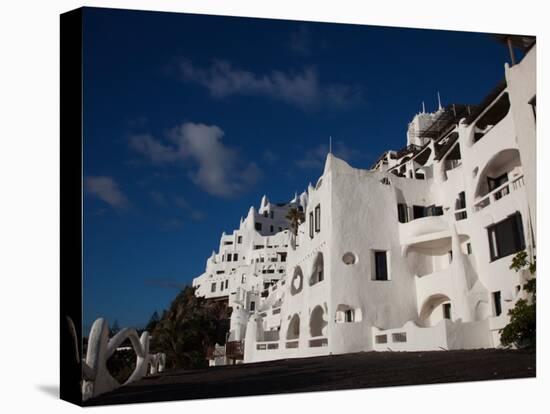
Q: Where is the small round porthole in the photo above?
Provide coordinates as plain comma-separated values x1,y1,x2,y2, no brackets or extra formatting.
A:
342,252,357,265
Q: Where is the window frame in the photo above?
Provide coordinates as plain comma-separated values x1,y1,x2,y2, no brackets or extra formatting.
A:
487,212,525,262
373,250,389,281
314,204,321,233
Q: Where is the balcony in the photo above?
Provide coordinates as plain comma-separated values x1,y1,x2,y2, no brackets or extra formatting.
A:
473,175,524,212
399,215,450,247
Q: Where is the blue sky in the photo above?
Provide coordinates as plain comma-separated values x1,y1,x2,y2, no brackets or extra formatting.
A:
82,7,515,330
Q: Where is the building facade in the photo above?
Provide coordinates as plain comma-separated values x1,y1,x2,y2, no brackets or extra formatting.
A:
192,42,536,365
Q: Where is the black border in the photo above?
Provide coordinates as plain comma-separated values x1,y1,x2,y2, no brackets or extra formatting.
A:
60,7,83,406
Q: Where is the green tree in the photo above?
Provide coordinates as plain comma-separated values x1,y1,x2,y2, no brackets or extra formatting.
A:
149,286,229,369
286,207,305,236
500,251,536,348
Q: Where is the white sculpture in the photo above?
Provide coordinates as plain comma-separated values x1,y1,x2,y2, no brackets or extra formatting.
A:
82,318,166,401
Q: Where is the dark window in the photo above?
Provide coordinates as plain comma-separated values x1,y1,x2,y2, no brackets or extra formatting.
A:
309,212,314,238
227,254,232,262
493,291,502,316
280,252,287,262
443,303,451,320
255,222,262,231
457,191,466,209
315,204,321,232
413,205,426,219
278,226,282,232
374,251,388,281
345,310,354,322
233,253,238,261
237,236,242,244
250,301,256,312
487,173,508,192
225,280,228,289
425,205,443,216
263,211,268,218
397,203,408,223
487,212,525,261
467,243,472,255
211,283,216,293
270,225,274,233
270,211,274,219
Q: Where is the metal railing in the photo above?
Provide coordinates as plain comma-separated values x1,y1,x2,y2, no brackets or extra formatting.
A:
473,175,524,212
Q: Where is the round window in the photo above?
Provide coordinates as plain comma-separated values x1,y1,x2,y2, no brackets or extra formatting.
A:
342,252,357,265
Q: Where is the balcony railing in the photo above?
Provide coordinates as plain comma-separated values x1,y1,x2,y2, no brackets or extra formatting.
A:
473,175,524,212
454,208,467,221
256,341,279,351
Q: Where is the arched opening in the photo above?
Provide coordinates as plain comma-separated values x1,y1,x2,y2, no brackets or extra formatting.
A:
474,148,522,199
418,294,452,327
472,92,510,144
414,147,432,167
309,305,328,337
309,253,324,285
290,266,303,295
335,304,362,323
286,314,300,340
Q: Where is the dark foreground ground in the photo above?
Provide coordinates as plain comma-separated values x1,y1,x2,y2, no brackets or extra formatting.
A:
86,349,535,406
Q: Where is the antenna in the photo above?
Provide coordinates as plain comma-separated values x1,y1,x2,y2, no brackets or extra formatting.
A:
329,136,332,154
437,91,442,111
422,101,426,113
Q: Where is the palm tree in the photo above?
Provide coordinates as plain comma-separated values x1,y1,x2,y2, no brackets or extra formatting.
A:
286,207,305,236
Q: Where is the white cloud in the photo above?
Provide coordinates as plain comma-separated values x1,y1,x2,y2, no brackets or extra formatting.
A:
129,133,179,163
129,123,261,198
295,141,361,170
170,123,261,197
85,176,129,209
178,60,363,110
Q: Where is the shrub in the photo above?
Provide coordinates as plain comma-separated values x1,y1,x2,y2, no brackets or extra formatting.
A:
499,251,536,348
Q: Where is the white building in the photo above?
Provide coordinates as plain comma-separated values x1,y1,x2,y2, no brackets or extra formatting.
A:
192,40,536,365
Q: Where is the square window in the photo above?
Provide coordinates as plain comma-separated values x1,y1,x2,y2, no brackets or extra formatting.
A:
255,222,262,231
487,212,525,261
